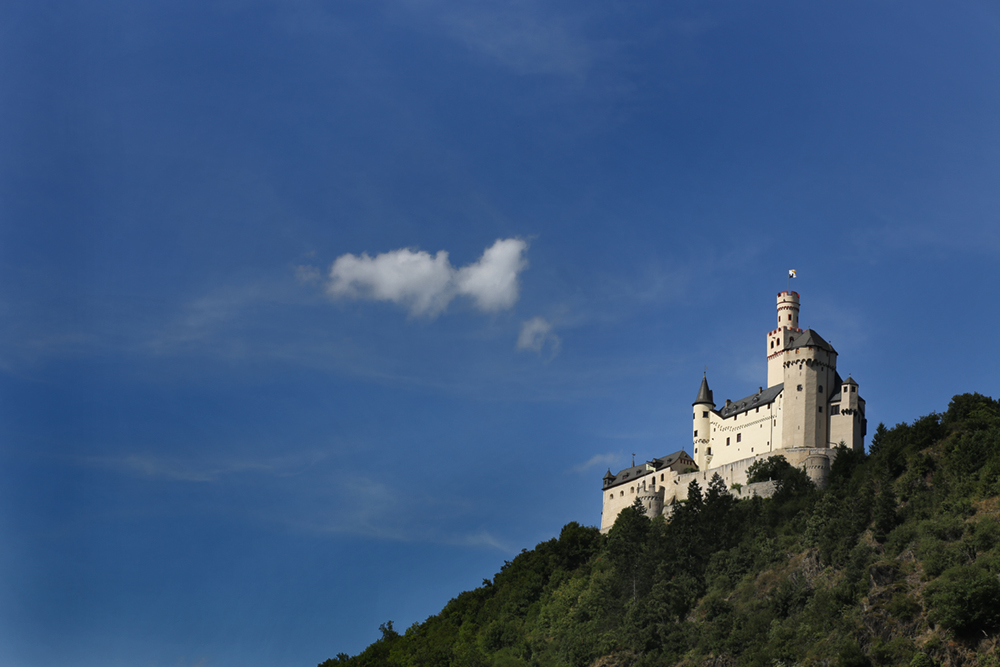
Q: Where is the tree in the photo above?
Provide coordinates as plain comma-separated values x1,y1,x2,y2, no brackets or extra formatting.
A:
607,496,651,603
869,422,888,457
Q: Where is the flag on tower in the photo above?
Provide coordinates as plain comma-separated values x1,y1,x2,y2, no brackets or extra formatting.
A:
788,269,797,279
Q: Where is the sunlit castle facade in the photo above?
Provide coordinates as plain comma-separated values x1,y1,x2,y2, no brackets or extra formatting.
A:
600,291,867,533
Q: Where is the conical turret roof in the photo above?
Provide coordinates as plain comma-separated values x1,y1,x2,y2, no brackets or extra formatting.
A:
693,375,714,406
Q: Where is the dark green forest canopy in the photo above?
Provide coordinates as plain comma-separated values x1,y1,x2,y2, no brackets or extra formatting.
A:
320,393,1000,667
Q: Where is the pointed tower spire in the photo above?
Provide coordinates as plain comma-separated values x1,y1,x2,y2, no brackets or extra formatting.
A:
693,373,715,406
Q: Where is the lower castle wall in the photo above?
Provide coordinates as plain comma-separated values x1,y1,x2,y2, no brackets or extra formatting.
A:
600,447,841,533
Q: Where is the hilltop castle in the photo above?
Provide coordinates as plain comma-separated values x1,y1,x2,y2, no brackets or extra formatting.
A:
600,291,867,532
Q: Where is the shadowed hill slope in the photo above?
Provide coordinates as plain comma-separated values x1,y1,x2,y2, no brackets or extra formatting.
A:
320,393,1000,667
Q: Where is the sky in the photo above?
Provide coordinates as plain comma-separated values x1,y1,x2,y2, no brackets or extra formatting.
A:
2,1,1000,665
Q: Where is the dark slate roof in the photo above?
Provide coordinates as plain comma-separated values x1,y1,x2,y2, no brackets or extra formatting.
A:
603,450,696,488
652,451,696,469
693,375,715,406
829,375,857,403
787,329,836,353
719,383,784,418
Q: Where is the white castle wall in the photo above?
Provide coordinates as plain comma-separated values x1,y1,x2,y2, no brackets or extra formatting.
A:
600,447,840,533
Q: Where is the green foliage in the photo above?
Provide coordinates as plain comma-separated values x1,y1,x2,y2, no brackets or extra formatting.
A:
320,393,1000,667
925,565,1000,636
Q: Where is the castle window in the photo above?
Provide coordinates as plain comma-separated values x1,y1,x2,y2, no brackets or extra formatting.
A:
703,411,708,418
694,430,698,437
737,433,741,443
609,493,613,499
660,474,664,481
726,437,730,446
818,406,823,413
818,385,823,393
630,487,634,493
707,447,712,455
832,405,839,415
797,384,803,391
620,491,624,497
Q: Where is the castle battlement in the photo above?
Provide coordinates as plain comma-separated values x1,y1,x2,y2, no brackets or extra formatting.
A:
600,290,866,533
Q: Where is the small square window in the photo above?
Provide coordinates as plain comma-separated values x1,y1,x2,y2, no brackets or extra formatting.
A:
737,433,741,443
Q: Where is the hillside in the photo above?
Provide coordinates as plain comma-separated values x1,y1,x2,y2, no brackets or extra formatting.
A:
318,393,1000,667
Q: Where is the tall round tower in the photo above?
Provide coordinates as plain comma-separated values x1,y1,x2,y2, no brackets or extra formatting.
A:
767,290,801,387
693,375,714,469
777,290,800,330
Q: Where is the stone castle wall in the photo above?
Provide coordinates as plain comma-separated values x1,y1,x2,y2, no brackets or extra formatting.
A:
600,447,839,532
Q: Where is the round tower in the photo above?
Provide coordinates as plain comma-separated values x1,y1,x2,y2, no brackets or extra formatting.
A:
693,375,714,470
777,290,800,330
768,291,802,386
804,453,831,490
637,487,664,518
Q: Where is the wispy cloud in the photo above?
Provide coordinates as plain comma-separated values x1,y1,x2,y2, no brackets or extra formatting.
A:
76,452,323,483
569,452,619,474
327,238,528,318
397,0,599,78
287,477,510,551
516,316,561,357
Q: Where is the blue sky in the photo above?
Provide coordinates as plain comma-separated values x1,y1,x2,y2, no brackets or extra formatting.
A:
2,1,1000,665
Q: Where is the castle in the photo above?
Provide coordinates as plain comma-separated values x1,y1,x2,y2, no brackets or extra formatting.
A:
600,290,867,532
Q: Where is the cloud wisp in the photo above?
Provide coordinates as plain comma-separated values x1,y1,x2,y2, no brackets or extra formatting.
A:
517,316,561,357
327,238,528,317
569,452,619,474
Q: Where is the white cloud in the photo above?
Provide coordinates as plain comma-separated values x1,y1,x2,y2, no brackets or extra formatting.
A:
517,316,560,356
455,238,528,311
327,238,528,317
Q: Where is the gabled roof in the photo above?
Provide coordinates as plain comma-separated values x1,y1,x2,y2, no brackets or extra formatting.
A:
652,451,695,469
603,450,696,488
719,383,784,418
787,329,836,353
693,375,714,406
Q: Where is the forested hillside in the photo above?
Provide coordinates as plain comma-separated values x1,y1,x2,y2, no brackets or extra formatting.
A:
319,393,1000,667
